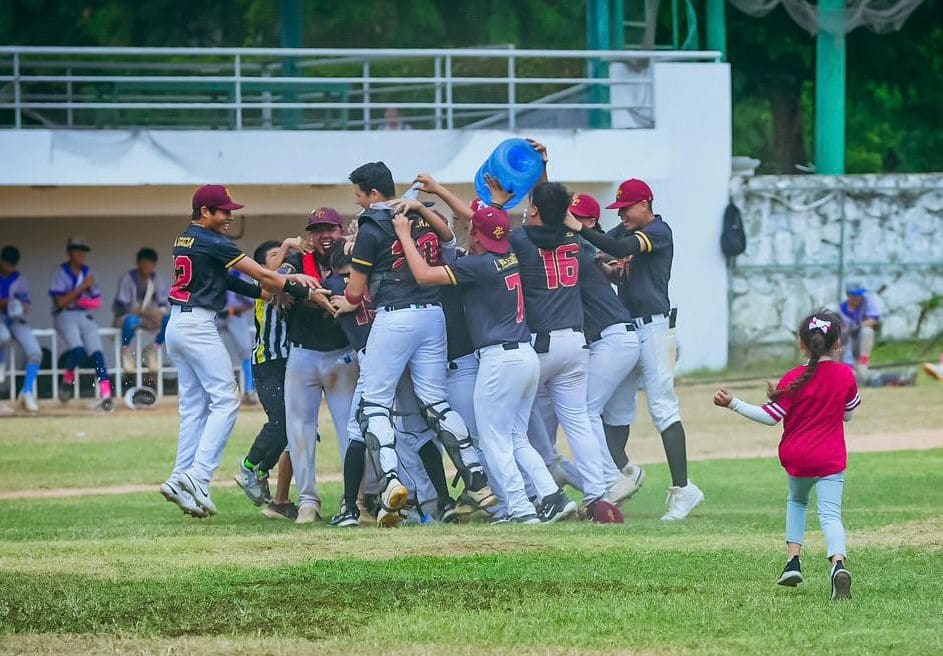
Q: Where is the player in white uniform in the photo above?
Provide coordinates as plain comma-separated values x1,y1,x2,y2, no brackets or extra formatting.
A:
113,247,170,374
0,245,42,413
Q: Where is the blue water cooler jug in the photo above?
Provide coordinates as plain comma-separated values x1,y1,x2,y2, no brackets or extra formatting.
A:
474,139,544,210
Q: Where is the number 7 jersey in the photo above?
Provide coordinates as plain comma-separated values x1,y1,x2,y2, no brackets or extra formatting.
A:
168,223,246,311
508,226,584,333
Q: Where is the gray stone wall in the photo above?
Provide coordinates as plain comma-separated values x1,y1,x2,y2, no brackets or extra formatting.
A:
728,174,943,357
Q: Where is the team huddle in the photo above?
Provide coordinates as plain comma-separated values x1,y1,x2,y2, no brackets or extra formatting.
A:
156,141,705,528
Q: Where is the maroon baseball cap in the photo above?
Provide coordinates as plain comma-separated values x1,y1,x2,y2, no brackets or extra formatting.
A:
606,179,653,210
191,185,244,211
570,193,600,220
470,197,488,212
306,207,343,229
472,206,511,255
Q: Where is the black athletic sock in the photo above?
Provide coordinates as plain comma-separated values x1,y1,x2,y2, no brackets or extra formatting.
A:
604,423,630,469
342,441,366,508
660,421,688,487
418,440,451,501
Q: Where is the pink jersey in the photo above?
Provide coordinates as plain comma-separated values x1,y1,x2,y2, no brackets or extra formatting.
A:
761,360,861,478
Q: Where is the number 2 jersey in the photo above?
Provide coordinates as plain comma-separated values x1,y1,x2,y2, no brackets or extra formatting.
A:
168,223,246,311
443,251,529,350
350,207,442,308
508,225,584,333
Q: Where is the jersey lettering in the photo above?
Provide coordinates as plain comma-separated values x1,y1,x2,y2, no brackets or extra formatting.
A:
504,272,525,324
169,255,193,302
539,244,580,289
392,232,440,270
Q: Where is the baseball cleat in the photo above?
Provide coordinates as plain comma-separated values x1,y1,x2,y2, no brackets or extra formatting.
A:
777,557,803,586
586,499,624,524
295,503,321,524
661,481,704,521
234,461,265,506
437,498,461,524
178,473,218,516
261,501,298,520
463,484,498,511
376,478,409,528
18,393,39,414
160,479,207,518
606,466,646,506
830,561,852,600
329,502,360,528
537,490,578,524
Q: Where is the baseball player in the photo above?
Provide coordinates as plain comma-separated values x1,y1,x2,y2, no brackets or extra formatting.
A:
564,178,704,521
509,181,623,523
233,240,298,521
275,207,358,525
392,204,577,523
838,280,880,381
570,193,646,501
160,185,326,519
0,245,42,413
49,236,114,410
331,162,494,527
221,269,257,404
113,247,170,374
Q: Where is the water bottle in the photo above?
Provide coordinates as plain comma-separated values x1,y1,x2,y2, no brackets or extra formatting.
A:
474,139,544,210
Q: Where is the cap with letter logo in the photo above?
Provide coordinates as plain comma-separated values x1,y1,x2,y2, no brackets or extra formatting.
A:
471,206,511,255
606,179,653,210
306,207,343,229
570,193,601,221
191,184,245,211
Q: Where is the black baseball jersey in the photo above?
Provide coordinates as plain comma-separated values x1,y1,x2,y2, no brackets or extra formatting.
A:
441,285,475,361
508,226,584,333
323,273,373,352
577,239,633,342
280,253,349,352
169,223,246,311
444,251,530,350
350,208,441,308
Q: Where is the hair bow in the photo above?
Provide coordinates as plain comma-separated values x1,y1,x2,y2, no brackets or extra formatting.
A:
809,317,831,334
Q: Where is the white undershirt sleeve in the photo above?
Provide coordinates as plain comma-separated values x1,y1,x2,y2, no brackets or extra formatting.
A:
728,397,778,426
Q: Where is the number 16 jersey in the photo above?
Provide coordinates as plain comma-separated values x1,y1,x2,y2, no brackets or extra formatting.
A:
508,226,584,333
168,223,246,311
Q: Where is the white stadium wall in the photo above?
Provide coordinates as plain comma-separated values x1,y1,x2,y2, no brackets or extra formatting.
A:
0,61,731,372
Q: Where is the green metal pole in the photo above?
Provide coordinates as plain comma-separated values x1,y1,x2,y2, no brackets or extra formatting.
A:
706,0,727,60
280,0,302,129
586,0,611,128
815,0,845,174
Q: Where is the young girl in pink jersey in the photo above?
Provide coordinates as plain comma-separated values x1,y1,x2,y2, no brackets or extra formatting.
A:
713,310,860,600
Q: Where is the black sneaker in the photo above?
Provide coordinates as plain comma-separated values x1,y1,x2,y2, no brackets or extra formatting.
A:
328,503,360,528
777,556,803,587
261,501,298,520
438,498,460,524
537,490,578,524
830,561,852,600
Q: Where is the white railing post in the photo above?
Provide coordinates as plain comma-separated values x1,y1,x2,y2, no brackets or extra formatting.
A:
433,56,442,130
362,60,371,130
262,67,272,129
234,53,243,129
13,50,21,129
66,66,73,127
51,330,59,401
508,49,517,130
445,54,453,130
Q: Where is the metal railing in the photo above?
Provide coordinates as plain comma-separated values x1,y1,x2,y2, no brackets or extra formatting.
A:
0,46,721,131
2,326,250,402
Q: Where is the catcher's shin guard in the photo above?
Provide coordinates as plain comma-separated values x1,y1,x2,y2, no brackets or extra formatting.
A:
357,400,398,488
420,400,483,488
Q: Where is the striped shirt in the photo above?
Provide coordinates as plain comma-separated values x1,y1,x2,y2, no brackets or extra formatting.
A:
253,296,289,365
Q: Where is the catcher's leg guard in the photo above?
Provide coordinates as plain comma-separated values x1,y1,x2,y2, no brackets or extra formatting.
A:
420,400,485,489
357,400,398,488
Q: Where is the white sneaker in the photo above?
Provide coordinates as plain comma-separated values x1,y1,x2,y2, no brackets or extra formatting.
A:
160,478,207,518
120,347,136,374
178,473,218,516
18,393,39,413
660,481,704,521
463,484,498,511
376,478,409,528
295,502,321,524
607,465,646,505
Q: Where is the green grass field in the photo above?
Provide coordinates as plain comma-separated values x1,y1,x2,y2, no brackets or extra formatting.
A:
1,384,941,655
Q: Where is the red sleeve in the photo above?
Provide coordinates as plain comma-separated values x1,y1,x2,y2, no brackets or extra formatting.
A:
845,374,861,411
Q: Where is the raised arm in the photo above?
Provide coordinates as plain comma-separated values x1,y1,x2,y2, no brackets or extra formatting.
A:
414,173,474,223
390,198,454,242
